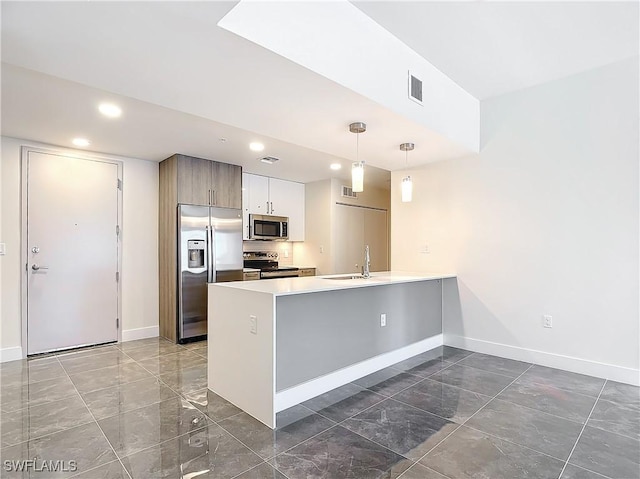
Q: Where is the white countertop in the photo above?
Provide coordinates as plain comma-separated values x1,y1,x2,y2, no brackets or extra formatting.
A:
243,268,261,273
213,271,456,296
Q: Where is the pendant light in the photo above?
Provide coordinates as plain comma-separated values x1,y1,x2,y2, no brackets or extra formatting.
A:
350,122,366,193
400,142,414,203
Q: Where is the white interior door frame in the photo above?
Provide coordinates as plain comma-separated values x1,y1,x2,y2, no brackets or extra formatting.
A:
20,145,124,358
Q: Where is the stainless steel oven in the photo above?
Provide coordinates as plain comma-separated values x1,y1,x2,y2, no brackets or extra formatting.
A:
243,251,299,279
249,214,289,241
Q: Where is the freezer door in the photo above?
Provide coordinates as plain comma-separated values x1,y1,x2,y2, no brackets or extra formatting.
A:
178,204,210,341
210,207,243,283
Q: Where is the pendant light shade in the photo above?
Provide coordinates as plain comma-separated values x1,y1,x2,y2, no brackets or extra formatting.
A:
401,176,413,202
400,142,415,203
352,161,364,193
350,122,366,193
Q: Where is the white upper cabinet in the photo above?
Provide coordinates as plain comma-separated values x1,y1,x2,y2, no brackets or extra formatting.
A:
247,174,269,214
242,173,305,241
268,178,305,241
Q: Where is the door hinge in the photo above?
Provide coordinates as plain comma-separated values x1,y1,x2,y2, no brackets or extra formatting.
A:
116,271,120,282
116,318,119,328
116,225,120,236
117,178,123,190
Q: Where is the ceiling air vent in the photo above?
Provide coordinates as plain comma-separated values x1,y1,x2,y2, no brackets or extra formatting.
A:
408,70,423,105
259,156,279,165
342,185,358,199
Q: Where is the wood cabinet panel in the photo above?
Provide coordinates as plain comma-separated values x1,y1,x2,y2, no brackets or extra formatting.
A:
159,156,178,342
298,268,316,277
177,155,211,205
159,154,242,343
212,162,242,209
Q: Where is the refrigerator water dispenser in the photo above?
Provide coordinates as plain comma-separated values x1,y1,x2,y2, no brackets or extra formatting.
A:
187,240,205,269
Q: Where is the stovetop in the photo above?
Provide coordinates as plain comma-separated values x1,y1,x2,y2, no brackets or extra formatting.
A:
243,251,299,272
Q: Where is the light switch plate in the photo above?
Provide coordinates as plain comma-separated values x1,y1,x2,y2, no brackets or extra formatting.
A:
249,315,257,334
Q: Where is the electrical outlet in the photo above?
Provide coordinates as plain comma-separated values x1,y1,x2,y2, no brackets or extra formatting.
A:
543,315,553,328
283,249,289,258
319,245,324,254
0,243,5,255
249,315,257,334
380,313,387,327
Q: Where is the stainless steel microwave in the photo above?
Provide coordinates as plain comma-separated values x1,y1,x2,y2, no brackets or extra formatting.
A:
249,214,289,240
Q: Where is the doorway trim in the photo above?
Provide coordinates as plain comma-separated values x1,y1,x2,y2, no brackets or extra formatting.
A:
20,145,124,358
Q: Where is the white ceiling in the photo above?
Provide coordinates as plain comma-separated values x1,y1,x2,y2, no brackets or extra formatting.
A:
1,64,392,188
1,1,637,186
355,1,639,100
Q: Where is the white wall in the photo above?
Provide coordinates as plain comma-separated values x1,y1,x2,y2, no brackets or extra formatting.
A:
297,178,391,275
219,1,480,153
0,137,159,359
391,58,639,384
296,180,334,275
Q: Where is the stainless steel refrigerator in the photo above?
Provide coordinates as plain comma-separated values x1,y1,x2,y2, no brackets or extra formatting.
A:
178,204,243,343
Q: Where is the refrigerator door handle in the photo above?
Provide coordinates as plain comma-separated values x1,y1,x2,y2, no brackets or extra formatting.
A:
205,226,212,283
208,224,216,283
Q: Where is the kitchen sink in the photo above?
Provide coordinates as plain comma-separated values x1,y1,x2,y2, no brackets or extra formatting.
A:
323,275,380,281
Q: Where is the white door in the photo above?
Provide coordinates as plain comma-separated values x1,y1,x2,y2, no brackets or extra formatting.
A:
26,151,119,355
334,204,389,274
334,204,365,274
364,208,389,271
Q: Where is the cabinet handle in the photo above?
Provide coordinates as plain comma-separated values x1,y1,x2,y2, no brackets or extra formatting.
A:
266,201,269,214
212,189,216,205
208,189,212,205
270,202,274,214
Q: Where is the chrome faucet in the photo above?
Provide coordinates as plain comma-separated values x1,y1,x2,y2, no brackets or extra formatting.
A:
362,245,371,278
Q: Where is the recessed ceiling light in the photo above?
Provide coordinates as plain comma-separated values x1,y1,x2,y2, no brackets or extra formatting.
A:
72,138,91,147
98,103,122,118
249,142,264,152
330,163,342,170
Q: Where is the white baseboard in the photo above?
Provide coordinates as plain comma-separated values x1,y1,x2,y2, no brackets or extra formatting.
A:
445,334,640,387
0,346,23,363
274,334,443,412
122,326,159,342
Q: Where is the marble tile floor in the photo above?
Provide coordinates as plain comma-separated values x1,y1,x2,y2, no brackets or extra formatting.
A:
0,340,638,479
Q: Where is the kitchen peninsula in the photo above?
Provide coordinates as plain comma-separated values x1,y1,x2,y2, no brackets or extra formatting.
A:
208,272,456,428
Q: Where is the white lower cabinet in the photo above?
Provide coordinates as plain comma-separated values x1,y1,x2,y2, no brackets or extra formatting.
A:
242,173,305,241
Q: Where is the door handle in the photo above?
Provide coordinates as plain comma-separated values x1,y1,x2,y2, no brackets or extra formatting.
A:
206,226,213,283
32,264,49,271
209,225,216,283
